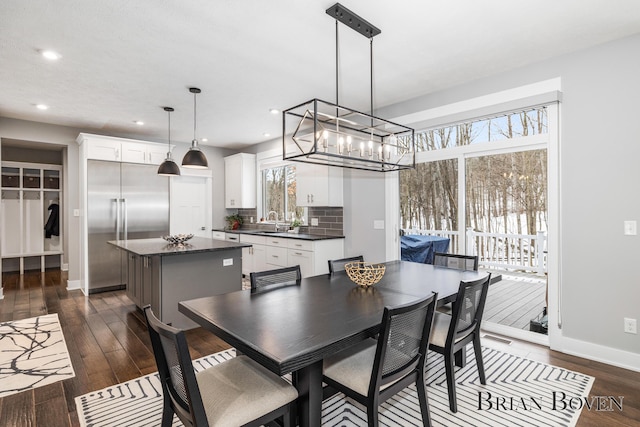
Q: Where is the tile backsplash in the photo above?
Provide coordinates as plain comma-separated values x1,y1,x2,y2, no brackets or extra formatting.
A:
235,207,343,236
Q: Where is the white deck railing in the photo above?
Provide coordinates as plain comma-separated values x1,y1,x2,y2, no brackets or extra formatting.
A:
401,228,547,274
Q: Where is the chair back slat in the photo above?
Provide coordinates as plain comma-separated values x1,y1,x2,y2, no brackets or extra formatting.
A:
328,255,364,274
158,333,189,405
382,306,429,377
372,293,437,390
250,265,301,291
433,253,478,271
144,306,208,426
451,275,491,341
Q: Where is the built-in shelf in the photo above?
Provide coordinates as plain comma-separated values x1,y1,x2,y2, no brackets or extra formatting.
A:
1,161,63,273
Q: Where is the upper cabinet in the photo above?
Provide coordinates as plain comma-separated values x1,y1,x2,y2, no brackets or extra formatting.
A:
79,134,169,165
121,142,168,165
224,153,256,209
296,163,343,207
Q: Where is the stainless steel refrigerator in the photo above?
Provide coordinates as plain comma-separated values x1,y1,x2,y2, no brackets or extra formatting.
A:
87,160,169,293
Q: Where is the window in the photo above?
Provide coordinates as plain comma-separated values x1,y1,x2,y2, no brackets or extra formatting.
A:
399,106,550,254
261,164,306,222
404,107,548,152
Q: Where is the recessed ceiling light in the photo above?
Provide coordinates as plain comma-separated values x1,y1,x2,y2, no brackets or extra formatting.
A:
269,109,279,115
134,120,144,125
41,50,61,60
36,104,49,110
201,138,208,142
263,133,271,137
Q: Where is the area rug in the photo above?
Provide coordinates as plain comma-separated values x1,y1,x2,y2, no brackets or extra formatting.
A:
0,313,75,398
76,347,593,427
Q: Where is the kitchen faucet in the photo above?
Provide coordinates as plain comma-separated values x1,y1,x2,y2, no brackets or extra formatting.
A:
266,211,281,231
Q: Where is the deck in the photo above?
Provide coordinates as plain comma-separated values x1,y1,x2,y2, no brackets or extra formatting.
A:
483,269,547,333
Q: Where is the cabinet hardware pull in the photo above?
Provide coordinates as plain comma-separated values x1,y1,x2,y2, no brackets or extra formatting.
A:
294,252,302,255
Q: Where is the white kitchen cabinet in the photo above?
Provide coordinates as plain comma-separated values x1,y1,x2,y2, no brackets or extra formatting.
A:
224,153,256,208
86,138,122,161
121,142,168,165
239,233,343,278
81,133,169,165
296,163,343,206
287,238,343,276
211,231,226,240
287,248,313,278
240,234,267,276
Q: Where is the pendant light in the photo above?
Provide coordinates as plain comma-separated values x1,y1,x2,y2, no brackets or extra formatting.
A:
157,107,181,176
182,87,209,169
282,3,415,172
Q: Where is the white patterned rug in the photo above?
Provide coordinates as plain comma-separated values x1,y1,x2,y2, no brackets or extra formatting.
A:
76,347,593,427
0,313,75,398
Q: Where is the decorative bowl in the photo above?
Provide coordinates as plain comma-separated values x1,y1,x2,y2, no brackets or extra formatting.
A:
344,262,386,288
162,233,194,245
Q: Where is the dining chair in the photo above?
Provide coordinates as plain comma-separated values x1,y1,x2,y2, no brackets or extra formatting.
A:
433,252,478,271
322,293,438,426
428,274,491,412
143,306,298,427
328,255,364,274
249,265,301,292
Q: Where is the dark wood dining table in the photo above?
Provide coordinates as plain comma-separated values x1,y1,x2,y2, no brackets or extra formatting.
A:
179,260,488,427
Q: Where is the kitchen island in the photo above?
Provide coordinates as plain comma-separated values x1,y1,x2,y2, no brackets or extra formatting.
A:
109,237,249,329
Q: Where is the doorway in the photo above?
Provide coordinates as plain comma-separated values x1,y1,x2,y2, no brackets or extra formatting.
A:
170,175,212,238
396,105,552,344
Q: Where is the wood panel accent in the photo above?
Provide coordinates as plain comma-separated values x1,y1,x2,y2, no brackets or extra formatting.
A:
0,269,638,426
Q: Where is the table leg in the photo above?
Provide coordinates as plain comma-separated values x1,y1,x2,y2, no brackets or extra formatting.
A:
293,360,323,427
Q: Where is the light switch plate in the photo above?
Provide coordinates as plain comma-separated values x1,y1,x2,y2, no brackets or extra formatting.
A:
311,218,319,226
73,209,80,217
624,220,637,235
373,220,385,230
223,258,233,266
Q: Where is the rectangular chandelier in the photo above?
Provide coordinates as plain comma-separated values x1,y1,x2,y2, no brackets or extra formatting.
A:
282,98,415,172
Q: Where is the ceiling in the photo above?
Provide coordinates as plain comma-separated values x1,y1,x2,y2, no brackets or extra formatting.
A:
2,1,640,149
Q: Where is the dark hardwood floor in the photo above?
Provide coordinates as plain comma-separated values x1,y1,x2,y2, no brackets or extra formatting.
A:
0,270,230,426
0,270,638,426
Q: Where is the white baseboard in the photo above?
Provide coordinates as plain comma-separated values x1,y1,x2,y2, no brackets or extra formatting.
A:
61,263,69,271
483,322,640,372
553,336,640,373
481,321,550,346
66,279,82,291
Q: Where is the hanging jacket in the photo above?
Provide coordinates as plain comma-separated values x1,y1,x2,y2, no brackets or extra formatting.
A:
45,203,59,238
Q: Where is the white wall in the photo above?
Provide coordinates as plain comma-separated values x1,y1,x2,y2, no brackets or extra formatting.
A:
342,169,387,262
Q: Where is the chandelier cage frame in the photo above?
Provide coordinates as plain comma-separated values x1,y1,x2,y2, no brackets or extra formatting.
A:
282,3,415,172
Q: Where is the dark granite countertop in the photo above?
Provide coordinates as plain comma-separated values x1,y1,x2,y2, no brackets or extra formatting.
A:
213,228,344,241
108,237,250,256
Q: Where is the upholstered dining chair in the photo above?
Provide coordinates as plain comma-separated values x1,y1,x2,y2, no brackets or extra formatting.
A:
328,255,364,274
249,265,301,292
428,274,491,412
433,252,479,271
143,306,298,427
322,293,438,426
